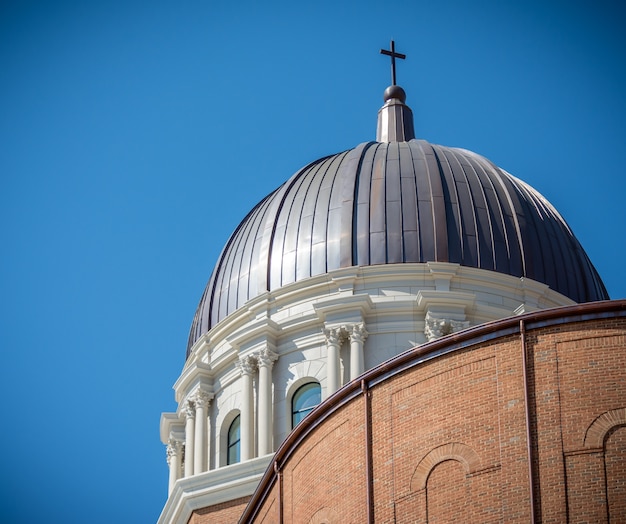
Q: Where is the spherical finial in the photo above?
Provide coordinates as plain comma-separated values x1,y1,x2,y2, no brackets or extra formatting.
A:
383,85,406,103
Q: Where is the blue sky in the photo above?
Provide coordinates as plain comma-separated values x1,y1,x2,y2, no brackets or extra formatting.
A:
1,1,624,522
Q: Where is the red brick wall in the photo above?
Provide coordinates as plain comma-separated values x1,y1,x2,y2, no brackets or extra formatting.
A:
606,426,626,521
214,306,626,523
375,343,521,523
281,397,367,523
254,482,279,523
187,496,250,524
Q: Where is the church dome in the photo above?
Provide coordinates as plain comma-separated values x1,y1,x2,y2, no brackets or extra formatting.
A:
188,138,608,353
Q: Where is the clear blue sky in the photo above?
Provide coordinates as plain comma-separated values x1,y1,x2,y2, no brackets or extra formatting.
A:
1,1,624,522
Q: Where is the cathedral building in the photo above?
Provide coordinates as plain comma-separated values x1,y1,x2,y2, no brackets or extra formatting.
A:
159,43,625,523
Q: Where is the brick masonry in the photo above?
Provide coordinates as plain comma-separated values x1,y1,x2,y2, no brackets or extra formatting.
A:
187,496,250,524
195,305,626,523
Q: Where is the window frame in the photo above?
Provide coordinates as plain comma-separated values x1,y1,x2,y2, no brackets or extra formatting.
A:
291,382,321,429
226,414,241,465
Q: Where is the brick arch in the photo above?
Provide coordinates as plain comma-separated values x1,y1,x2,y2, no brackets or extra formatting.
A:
583,407,626,448
308,506,339,524
410,442,481,492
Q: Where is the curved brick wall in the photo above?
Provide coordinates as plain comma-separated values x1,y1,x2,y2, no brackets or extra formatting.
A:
235,301,626,523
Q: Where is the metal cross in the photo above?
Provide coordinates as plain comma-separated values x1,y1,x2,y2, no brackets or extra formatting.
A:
380,40,406,86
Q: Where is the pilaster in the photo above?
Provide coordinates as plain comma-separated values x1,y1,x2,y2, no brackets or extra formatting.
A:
166,438,184,494
237,354,258,461
192,389,213,475
183,400,196,478
257,347,279,455
324,327,344,397
346,322,368,380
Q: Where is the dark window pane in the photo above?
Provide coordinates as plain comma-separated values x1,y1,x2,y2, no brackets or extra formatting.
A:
292,383,321,428
227,415,240,465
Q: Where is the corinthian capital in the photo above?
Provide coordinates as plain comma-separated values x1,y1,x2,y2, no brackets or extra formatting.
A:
257,347,279,368
449,319,470,334
348,322,368,343
424,312,445,342
183,399,196,419
192,389,213,409
166,438,183,464
424,312,469,342
323,327,343,346
237,354,257,376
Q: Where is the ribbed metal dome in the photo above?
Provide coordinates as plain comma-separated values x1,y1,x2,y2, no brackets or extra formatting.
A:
187,139,608,353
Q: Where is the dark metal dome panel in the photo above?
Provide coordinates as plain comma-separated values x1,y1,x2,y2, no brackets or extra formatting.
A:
187,139,609,354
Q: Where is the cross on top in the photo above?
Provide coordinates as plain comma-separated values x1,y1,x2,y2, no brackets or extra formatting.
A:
380,40,406,86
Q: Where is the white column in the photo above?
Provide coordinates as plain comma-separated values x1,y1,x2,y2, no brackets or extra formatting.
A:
193,390,213,475
166,438,183,495
238,355,257,461
257,347,278,456
206,408,212,471
183,400,195,477
349,322,368,380
324,327,342,396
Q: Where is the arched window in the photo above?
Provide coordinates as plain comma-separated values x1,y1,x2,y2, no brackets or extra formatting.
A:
291,382,321,428
227,415,240,465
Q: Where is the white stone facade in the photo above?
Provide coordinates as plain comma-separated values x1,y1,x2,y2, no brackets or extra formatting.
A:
158,262,573,522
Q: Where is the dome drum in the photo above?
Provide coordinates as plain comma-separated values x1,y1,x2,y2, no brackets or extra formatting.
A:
188,139,607,354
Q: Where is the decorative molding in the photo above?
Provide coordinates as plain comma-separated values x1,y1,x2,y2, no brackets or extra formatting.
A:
519,277,551,311
583,407,626,448
160,412,185,444
257,347,279,368
192,389,214,409
237,354,258,376
323,326,344,346
325,324,369,345
226,317,281,353
173,362,213,404
183,400,196,420
449,318,470,333
157,455,273,524
410,442,482,491
424,313,446,342
314,293,373,324
184,264,572,367
416,289,475,313
424,312,470,342
167,439,183,465
284,361,325,397
427,261,460,292
346,322,368,343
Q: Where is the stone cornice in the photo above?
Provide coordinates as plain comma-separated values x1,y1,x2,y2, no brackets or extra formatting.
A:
173,362,213,404
313,294,373,324
157,454,273,524
225,317,281,351
160,412,185,444
184,265,575,361
427,261,461,292
416,289,476,313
